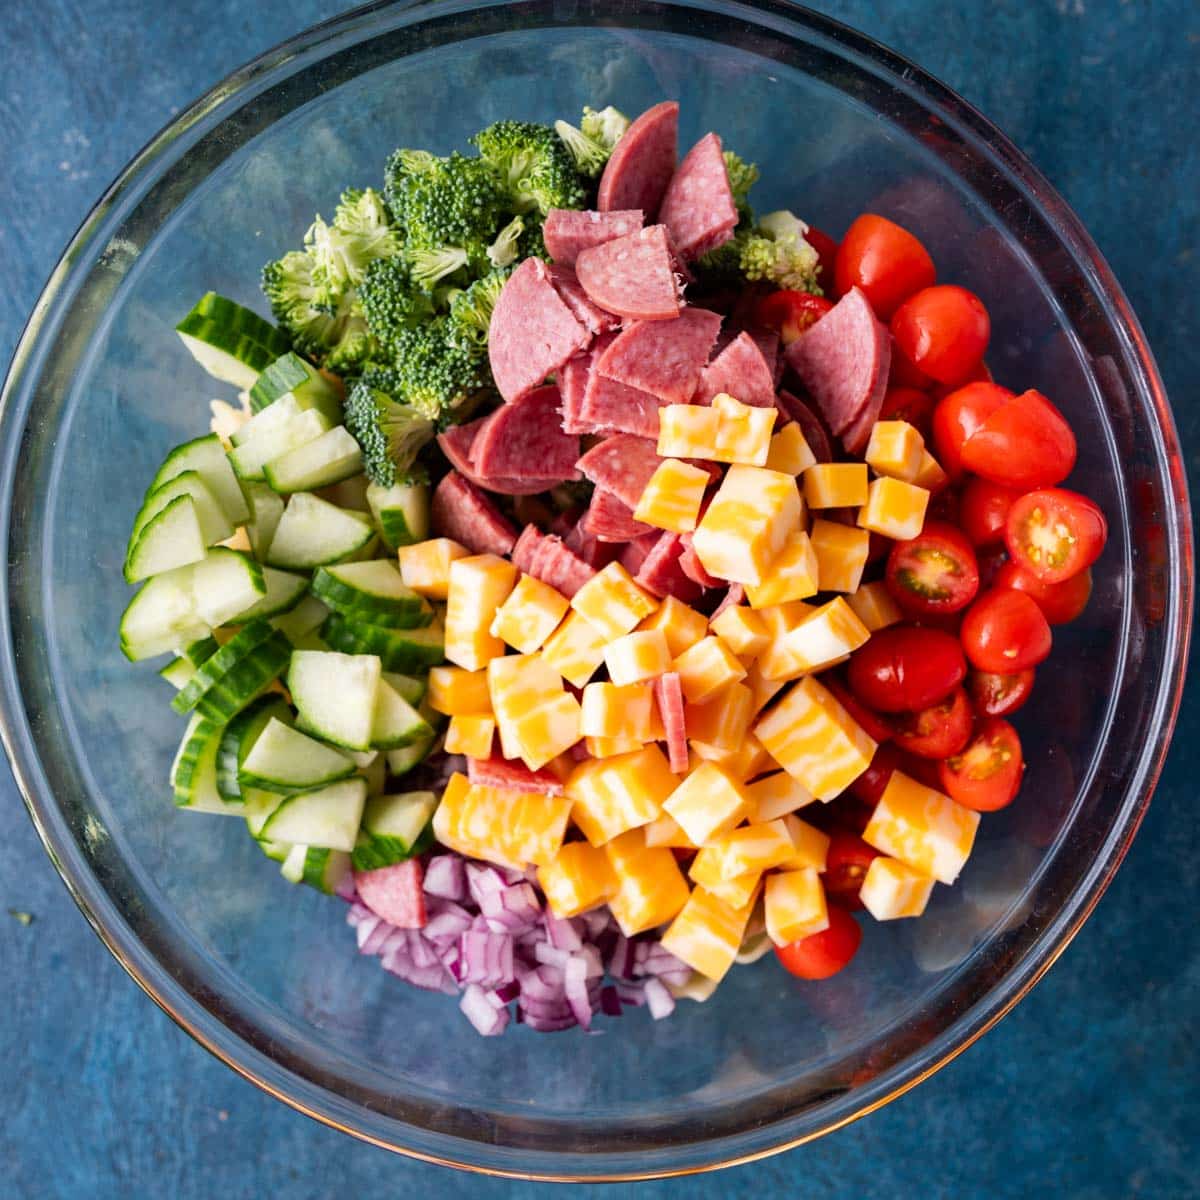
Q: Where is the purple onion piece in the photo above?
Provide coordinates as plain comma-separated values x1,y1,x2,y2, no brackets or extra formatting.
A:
643,977,676,1021
424,855,467,901
461,984,510,1036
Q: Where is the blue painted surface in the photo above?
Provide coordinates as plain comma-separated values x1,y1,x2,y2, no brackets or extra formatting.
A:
1,1,1197,1196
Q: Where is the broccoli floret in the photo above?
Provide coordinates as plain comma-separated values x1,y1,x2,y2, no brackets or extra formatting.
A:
692,210,822,296
555,105,630,177
359,256,436,355
448,269,511,346
582,106,630,151
723,151,760,210
343,380,436,488
391,317,491,420
487,214,525,269
517,220,550,263
471,120,587,215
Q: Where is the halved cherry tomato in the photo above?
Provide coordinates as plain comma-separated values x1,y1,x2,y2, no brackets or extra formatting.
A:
959,477,1021,547
833,214,936,318
891,686,973,759
847,626,966,713
960,390,1077,489
885,521,980,617
805,224,839,292
930,360,992,401
822,832,881,910
848,743,902,806
932,382,1014,480
897,749,948,790
1004,488,1107,583
889,349,933,390
823,676,894,744
975,545,1008,591
890,285,991,386
939,719,1024,811
994,560,1093,625
960,589,1052,672
775,904,862,980
966,668,1035,717
755,290,833,345
926,485,960,524
879,386,935,436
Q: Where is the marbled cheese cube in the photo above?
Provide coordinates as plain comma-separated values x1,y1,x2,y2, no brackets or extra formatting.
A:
711,392,777,465
537,840,618,918
633,458,710,532
766,598,872,679
571,562,658,640
684,681,754,750
744,528,820,608
702,871,763,912
690,819,796,886
745,771,817,822
490,574,569,654
803,462,869,508
847,580,903,632
637,596,710,658
672,635,747,704
709,604,769,658
809,518,870,594
642,811,698,850
764,868,829,946
859,855,935,920
865,420,925,481
863,771,979,884
566,744,678,846
397,537,468,600
765,422,817,475
444,554,518,671
657,404,721,459
606,841,691,937
663,761,751,845
781,813,831,871
913,449,949,492
580,681,657,741
427,666,492,716
858,476,929,541
487,652,562,761
512,691,582,770
687,735,772,781
443,713,496,759
585,733,646,759
541,610,607,688
660,887,754,981
605,629,672,685
743,657,789,715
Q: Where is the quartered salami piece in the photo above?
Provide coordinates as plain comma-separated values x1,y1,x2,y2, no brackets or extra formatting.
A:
693,330,776,408
597,101,679,218
653,672,689,774
635,531,704,603
511,525,597,599
575,224,682,321
438,416,565,495
430,471,518,557
546,264,621,335
594,307,723,405
659,132,739,261
468,386,580,484
468,752,565,796
575,434,664,509
579,488,655,543
544,208,644,266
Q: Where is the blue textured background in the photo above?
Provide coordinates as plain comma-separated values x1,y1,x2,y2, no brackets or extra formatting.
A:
2,2,1197,1196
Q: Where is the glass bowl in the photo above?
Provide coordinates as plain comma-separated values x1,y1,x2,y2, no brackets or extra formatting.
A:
0,0,1190,1180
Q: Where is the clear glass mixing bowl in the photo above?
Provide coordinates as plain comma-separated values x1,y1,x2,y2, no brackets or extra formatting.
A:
0,0,1191,1180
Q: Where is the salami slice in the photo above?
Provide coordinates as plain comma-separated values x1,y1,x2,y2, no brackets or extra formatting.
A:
635,531,704,603
438,417,564,495
546,264,621,336
579,363,663,438
619,531,662,577
468,752,565,796
469,385,580,484
431,471,518,557
776,390,834,463
783,286,891,452
595,307,723,405
653,672,689,774
511,525,596,599
488,257,592,403
598,100,679,219
711,583,745,618
579,488,655,543
564,519,620,570
575,434,664,509
544,208,644,266
575,225,682,322
747,328,782,388
678,532,723,589
693,330,776,408
659,132,739,261
558,353,598,435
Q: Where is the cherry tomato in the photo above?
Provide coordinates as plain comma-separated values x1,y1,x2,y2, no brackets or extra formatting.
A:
897,749,949,790
848,743,902,806
823,676,894,744
994,560,1093,625
775,905,863,980
966,668,1035,717
960,588,1052,672
890,285,991,386
932,382,1014,480
805,224,839,292
891,686,973,759
847,626,966,713
889,348,933,391
755,290,833,345
930,360,992,401
1004,488,1108,584
833,214,936,319
939,719,1024,811
880,386,935,436
959,477,1021,547
822,832,881,910
926,484,960,524
885,521,980,617
959,390,1077,490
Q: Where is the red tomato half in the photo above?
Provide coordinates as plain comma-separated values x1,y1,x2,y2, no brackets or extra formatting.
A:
775,905,863,980
822,832,881,910
930,360,992,401
890,285,991,386
834,214,936,318
1004,488,1108,584
889,349,933,391
959,477,1021,547
885,521,980,617
960,390,1077,490
755,290,833,345
847,626,966,713
891,686,973,759
939,719,1025,811
932,382,1014,480
960,589,1052,672
805,224,839,292
994,561,1093,625
966,668,1035,717
880,386,936,436
823,676,895,744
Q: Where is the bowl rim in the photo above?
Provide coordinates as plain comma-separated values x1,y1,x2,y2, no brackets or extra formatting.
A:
0,0,1192,1181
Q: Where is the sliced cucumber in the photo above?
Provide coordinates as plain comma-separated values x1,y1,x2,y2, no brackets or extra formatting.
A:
232,567,309,621
243,786,285,837
171,714,243,814
359,753,386,796
176,293,290,391
383,671,427,707
320,613,445,673
182,636,221,666
231,392,304,448
189,548,266,627
216,695,292,802
228,407,331,483
311,560,429,629
171,619,291,722
315,473,371,513
129,470,234,549
239,718,357,794
249,352,341,420
259,777,367,853
263,425,363,494
371,679,433,750
271,594,328,645
351,791,437,871
385,732,435,778
159,656,197,690
366,482,429,550
124,494,208,583
242,480,285,562
266,494,374,570
301,847,353,894
148,433,250,525
280,843,308,883
119,570,211,662
288,649,381,752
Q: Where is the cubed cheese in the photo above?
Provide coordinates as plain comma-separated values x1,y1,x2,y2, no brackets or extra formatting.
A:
427,666,492,716
443,713,496,758
541,610,607,688
913,449,949,492
745,771,817,822
434,774,572,870
863,771,979,884
709,604,769,658
690,819,796,886
809,518,870,594
656,404,721,459
565,744,678,846
537,840,618,918
754,600,819,682
765,422,817,475
744,528,820,608
865,420,925,481
604,629,672,685
847,580,903,632
803,462,869,508
672,635,747,704
764,597,871,680
702,871,763,911
570,562,658,640
397,537,468,600
662,761,751,845
606,838,691,937
512,691,582,770
579,681,657,741
490,574,570,654
743,657,789,715
487,653,563,761
687,735,772,781
585,733,646,758
764,869,829,946
859,855,935,920
632,459,711,532
444,554,519,671
638,596,710,658
857,476,929,541
780,813,831,871
711,392,776,465
684,681,754,749
660,887,754,981
642,811,698,850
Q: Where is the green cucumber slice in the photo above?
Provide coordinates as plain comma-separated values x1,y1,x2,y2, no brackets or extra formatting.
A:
148,433,250,525
265,494,374,570
279,843,308,882
263,425,363,493
176,293,291,390
182,636,221,666
385,732,435,778
217,695,292,802
311,560,429,629
271,594,329,645
231,393,304,448
350,791,437,871
129,470,234,549
249,352,341,420
359,753,386,796
171,620,291,722
300,847,353,894
243,787,285,837
119,571,211,662
159,656,197,690
259,778,367,852
190,548,266,627
239,718,357,794
232,567,309,621
320,613,445,673
124,494,208,583
382,671,426,706
366,482,429,550
288,649,381,752
228,407,331,483
243,481,285,562
171,714,243,814
370,679,433,750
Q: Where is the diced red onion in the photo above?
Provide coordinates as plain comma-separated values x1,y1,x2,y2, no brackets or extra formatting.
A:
422,905,474,945
458,929,515,989
461,983,510,1036
643,977,676,1021
466,862,509,907
522,1011,577,1032
533,942,573,969
600,985,623,1017
581,908,612,940
544,913,584,951
424,855,466,901
614,981,645,1007
607,933,636,981
334,873,358,903
564,954,593,1030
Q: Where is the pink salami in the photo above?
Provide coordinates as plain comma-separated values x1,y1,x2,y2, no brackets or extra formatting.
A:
776,390,834,463
635,532,703,602
564,519,620,570
558,353,598,435
653,672,689,774
431,471,518,557
468,753,565,796
575,435,663,509
575,225,682,321
544,208,644,266
619,531,662,577
748,328,783,388
579,363,662,438
711,583,745,618
659,132,739,261
438,417,564,495
783,286,891,453
488,257,591,403
546,264,620,336
511,525,596,598
468,386,580,484
598,100,679,218
693,330,776,408
678,533,723,589
596,307,723,405
354,860,426,929
579,488,655,543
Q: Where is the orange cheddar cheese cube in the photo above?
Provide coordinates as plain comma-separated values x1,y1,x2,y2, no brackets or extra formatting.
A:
604,629,672,685
427,666,492,716
397,537,468,600
541,610,607,688
566,745,678,846
639,596,709,658
803,462,869,508
607,845,691,937
663,761,751,845
765,421,817,476
580,681,657,741
847,580,903,632
490,574,570,654
744,528,820,609
809,518,870,594
781,813,831,871
859,855,935,920
433,774,572,869
632,458,710,533
642,811,698,850
537,841,618,918
709,605,769,658
754,675,877,801
913,449,949,492
673,635,747,704
686,736,769,780
702,871,763,912
444,554,518,672
656,404,721,459
766,598,872,679
745,771,817,822
743,657,789,715
863,771,979,885
660,887,754,981
691,465,804,586
864,420,925,481
512,691,582,770
570,562,658,640
857,476,929,541
684,681,754,750
690,819,796,887
443,713,496,759
764,868,829,946
487,652,562,760
711,392,776,465
585,733,646,758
